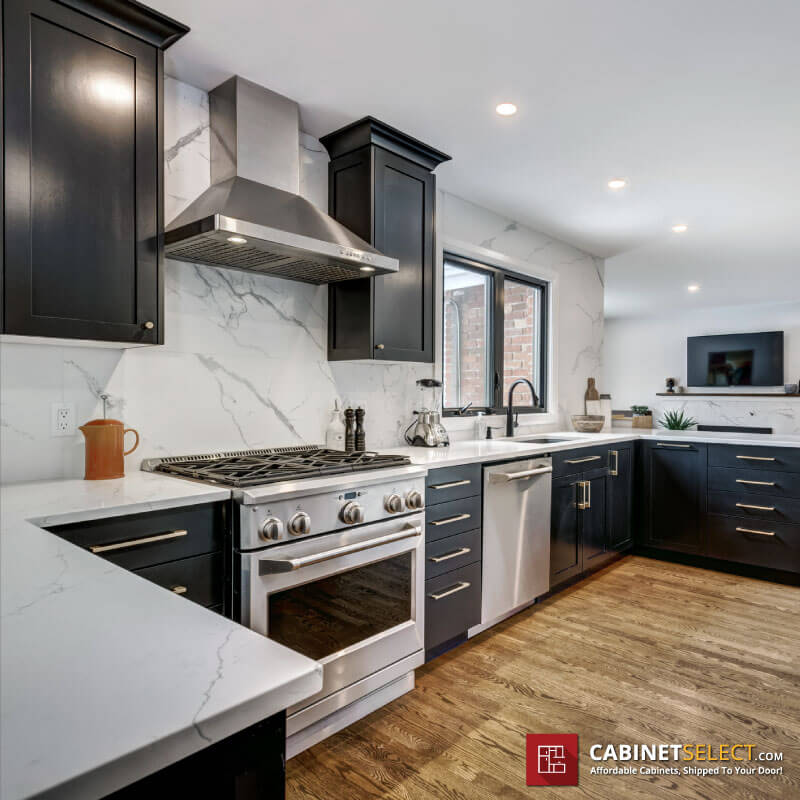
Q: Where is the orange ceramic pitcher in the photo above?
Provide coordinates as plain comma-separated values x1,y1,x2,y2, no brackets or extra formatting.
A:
79,419,139,480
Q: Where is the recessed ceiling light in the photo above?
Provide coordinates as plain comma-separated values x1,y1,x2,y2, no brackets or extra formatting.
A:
607,178,627,190
227,235,247,244
359,266,376,273
671,224,688,233
495,103,517,116
687,284,700,292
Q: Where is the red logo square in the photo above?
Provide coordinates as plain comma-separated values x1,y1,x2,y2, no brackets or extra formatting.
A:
526,734,579,786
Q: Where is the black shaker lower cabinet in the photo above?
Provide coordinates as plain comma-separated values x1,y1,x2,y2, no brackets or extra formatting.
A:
423,464,482,660
103,711,286,800
640,440,707,555
550,441,635,589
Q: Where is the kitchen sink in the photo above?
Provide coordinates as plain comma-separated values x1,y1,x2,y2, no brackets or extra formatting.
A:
515,436,576,444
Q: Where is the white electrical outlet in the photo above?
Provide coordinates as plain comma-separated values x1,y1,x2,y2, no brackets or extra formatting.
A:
51,402,76,437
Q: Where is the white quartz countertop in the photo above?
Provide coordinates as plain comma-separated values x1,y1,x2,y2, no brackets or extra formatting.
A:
0,472,322,800
384,428,800,467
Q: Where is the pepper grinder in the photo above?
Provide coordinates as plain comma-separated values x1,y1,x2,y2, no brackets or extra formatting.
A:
355,407,366,451
344,407,356,453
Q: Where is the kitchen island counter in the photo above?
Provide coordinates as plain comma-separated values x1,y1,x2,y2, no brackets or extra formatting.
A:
0,473,322,800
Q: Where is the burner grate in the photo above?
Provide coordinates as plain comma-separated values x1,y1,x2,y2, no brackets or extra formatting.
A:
145,446,411,487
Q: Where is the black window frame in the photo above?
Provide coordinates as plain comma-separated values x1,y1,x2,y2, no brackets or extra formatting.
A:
442,252,549,417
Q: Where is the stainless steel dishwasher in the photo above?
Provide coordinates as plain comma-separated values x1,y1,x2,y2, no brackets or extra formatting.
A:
478,457,553,630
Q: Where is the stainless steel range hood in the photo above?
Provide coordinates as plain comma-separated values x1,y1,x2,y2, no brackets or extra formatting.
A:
164,77,398,283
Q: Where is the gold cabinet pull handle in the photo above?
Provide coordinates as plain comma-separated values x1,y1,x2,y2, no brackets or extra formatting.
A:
657,442,692,448
429,547,471,563
577,481,591,510
735,527,776,537
609,450,619,476
89,529,188,554
429,581,471,601
429,479,471,490
171,585,188,595
565,455,602,464
430,513,471,526
736,455,776,461
735,502,776,512
735,479,776,486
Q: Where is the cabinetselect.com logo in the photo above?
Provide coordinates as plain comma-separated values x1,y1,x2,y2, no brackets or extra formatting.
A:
526,735,579,786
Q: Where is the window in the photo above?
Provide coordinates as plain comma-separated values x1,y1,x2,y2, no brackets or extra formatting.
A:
442,253,548,415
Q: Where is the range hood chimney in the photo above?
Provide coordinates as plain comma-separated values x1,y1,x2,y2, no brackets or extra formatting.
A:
164,77,398,283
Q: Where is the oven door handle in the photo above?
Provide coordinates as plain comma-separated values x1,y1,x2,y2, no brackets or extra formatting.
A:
258,523,423,575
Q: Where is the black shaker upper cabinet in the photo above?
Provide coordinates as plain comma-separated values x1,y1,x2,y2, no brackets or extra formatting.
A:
321,118,450,362
2,0,188,344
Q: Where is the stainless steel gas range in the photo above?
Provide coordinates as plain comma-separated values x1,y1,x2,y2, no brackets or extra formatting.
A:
143,446,427,756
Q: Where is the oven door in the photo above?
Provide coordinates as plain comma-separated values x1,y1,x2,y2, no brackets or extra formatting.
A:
240,513,425,714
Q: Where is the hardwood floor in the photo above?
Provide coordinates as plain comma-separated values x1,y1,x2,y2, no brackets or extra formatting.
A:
287,556,800,800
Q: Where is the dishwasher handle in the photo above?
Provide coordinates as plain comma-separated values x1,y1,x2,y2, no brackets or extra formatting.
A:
489,464,553,483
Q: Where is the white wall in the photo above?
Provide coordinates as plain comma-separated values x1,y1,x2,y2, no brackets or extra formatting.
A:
604,302,800,433
0,78,604,483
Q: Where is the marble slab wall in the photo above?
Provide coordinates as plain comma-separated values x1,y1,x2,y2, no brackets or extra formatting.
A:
0,77,604,483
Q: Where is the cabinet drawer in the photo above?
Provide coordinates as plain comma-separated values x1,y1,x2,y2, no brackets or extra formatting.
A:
47,503,225,570
552,446,609,478
134,552,223,608
708,444,800,473
425,528,481,580
425,463,481,505
706,515,800,573
425,561,482,651
425,495,481,543
708,491,800,525
708,467,800,499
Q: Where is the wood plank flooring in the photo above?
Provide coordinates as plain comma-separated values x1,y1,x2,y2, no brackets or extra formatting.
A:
286,556,800,800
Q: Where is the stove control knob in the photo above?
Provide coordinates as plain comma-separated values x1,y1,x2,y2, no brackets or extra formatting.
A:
288,512,311,536
406,490,424,511
340,501,365,525
385,494,404,514
259,517,284,541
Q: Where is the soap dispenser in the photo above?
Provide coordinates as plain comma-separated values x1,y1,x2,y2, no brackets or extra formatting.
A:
325,400,346,451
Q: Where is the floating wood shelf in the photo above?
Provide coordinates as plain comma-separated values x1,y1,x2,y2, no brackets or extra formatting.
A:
656,392,800,398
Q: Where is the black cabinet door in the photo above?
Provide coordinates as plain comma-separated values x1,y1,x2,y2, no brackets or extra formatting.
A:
582,468,609,568
550,474,582,585
642,442,707,554
607,444,634,551
372,149,434,362
3,0,161,343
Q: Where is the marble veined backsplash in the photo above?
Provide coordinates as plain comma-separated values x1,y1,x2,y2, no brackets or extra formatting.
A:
1,76,603,483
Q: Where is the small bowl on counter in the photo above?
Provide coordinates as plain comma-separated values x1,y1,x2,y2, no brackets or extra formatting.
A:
571,414,606,433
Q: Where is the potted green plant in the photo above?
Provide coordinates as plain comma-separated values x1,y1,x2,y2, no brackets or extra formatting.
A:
658,409,697,430
631,405,653,429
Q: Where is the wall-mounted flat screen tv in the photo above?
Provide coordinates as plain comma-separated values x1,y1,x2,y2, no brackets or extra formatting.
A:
687,331,783,387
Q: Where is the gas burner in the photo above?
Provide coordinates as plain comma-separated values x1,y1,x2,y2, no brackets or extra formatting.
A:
142,446,411,487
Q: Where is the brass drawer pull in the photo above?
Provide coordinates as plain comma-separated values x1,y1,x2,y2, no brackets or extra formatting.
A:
735,526,776,537
89,529,188,554
609,450,619,476
736,479,776,487
735,502,776,512
565,455,602,464
428,581,471,601
736,455,776,462
429,479,472,490
171,585,188,595
657,442,692,448
430,513,471,526
429,547,472,563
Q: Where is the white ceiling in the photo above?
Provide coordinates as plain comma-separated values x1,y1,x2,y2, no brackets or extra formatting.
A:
153,0,800,318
